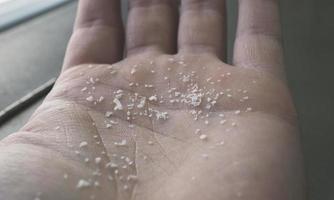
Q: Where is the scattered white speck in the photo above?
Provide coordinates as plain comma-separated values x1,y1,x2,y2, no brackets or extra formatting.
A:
130,68,136,74
105,111,113,117
220,120,226,125
195,129,201,135
81,87,87,92
98,96,105,102
63,173,68,180
201,154,209,159
76,179,91,189
231,122,237,127
155,111,169,120
219,114,225,118
123,185,129,190
246,107,253,112
204,120,209,125
148,95,158,102
34,192,42,200
115,139,127,146
105,162,118,169
94,181,100,187
84,158,90,163
86,96,94,102
191,176,196,181
199,134,208,140
79,141,88,148
127,175,138,182
137,97,146,108
95,157,102,164
235,110,241,115
113,98,123,110
148,141,154,145
54,126,60,130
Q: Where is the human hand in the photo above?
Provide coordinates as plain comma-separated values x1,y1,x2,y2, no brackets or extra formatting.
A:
0,0,305,200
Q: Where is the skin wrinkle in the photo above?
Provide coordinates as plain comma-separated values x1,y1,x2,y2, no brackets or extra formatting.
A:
85,110,119,200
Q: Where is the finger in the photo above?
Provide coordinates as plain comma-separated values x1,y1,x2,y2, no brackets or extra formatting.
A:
233,0,284,77
178,0,227,60
126,0,179,56
63,0,124,70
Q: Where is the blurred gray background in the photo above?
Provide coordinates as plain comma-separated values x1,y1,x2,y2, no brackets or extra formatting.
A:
0,1,333,199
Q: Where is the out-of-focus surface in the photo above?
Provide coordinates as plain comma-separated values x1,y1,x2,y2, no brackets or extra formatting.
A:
280,1,334,200
0,1,333,200
0,2,76,110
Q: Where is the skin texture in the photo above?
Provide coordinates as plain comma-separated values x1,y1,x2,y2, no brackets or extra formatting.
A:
0,0,306,200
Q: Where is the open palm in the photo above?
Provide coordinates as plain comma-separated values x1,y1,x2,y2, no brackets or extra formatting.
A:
0,0,305,200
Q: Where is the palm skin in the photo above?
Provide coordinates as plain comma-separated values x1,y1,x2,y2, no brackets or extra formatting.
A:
0,0,305,200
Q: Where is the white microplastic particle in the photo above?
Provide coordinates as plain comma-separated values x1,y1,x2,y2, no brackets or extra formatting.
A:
130,68,136,74
246,107,253,112
235,110,241,115
81,87,88,92
113,98,123,111
76,179,91,189
220,120,226,125
95,157,102,164
79,141,88,148
115,139,127,146
127,175,138,182
195,129,201,135
201,154,209,159
63,173,68,180
148,95,158,102
86,96,94,102
123,185,129,190
94,181,100,187
54,126,60,130
105,111,113,117
98,96,105,102
199,134,208,140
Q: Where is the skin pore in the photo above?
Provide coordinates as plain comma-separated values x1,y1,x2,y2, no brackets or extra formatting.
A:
0,0,306,200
